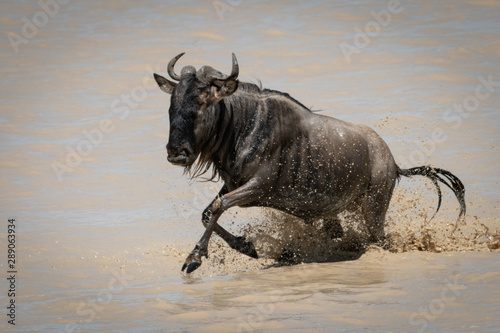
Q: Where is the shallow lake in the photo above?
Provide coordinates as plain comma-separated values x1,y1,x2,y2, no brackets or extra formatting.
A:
1,0,499,332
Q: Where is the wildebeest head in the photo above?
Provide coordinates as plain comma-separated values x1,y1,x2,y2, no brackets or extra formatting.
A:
154,53,239,167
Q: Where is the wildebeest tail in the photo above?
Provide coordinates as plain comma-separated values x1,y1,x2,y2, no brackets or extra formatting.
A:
397,165,466,221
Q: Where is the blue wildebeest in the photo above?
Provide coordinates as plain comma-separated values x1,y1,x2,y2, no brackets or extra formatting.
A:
154,53,466,273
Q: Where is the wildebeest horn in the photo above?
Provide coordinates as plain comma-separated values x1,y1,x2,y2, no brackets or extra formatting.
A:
229,53,239,79
196,53,239,84
167,52,185,81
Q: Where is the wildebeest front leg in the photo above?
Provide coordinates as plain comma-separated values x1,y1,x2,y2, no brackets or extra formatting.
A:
201,186,258,259
182,180,262,273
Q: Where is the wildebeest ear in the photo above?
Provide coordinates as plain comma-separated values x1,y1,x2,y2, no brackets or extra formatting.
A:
154,73,176,94
212,77,238,100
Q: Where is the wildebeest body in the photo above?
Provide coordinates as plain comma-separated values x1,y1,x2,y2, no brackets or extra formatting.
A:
154,53,465,273
210,88,389,220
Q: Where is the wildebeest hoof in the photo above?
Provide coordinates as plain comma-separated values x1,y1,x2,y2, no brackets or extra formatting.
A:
278,249,296,264
183,262,201,274
232,237,259,259
181,246,206,273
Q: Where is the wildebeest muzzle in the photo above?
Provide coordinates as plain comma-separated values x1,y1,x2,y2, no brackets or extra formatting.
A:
166,141,195,166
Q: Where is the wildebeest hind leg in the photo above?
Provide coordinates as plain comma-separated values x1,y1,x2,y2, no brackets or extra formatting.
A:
362,183,395,244
323,218,344,239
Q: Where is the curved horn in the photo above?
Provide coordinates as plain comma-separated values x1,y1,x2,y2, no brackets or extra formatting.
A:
167,52,185,81
195,53,240,84
229,53,239,79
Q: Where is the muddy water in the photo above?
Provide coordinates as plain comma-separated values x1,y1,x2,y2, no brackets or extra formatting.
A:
1,0,499,332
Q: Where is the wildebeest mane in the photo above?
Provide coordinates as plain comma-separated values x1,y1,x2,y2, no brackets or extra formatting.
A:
185,81,311,181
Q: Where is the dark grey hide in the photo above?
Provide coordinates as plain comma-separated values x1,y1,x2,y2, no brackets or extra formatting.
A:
154,53,466,273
